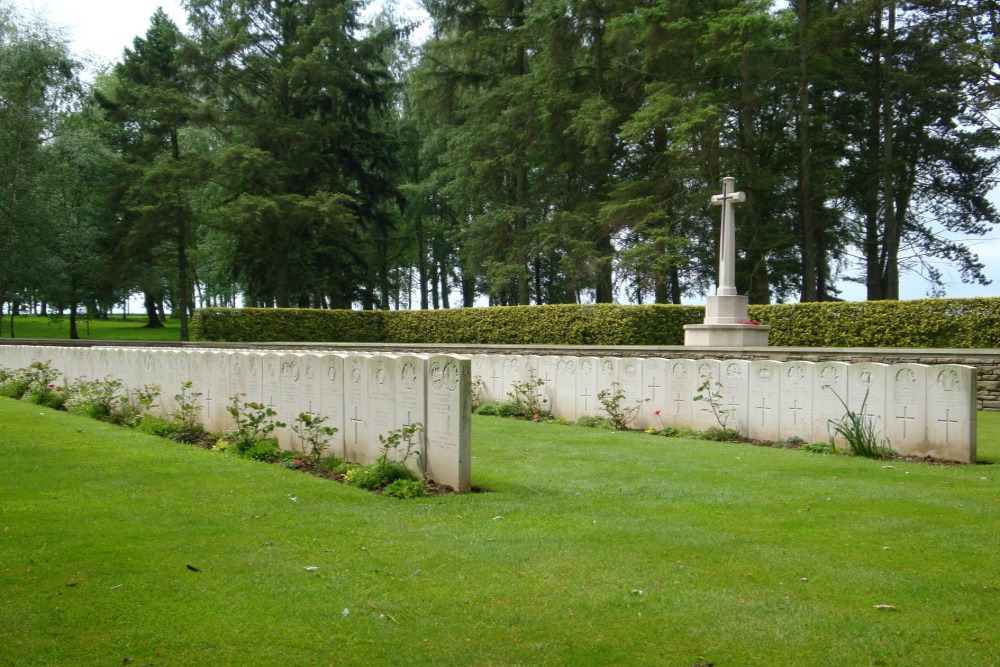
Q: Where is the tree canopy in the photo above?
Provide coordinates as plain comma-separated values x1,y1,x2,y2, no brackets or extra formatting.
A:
0,0,997,326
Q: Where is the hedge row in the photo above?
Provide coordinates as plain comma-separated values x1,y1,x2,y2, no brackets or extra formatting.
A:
192,297,1000,349
750,298,1000,348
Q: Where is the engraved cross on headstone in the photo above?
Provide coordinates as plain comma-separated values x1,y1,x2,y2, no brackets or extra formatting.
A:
896,406,915,438
710,176,746,297
350,406,364,446
938,408,958,443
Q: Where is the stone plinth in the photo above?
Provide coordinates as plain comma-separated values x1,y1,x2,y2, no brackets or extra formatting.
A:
704,294,750,324
684,323,771,347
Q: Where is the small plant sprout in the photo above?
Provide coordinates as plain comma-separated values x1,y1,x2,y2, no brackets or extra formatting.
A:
292,411,339,465
378,421,424,467
172,381,203,432
597,382,649,430
507,370,549,418
693,376,731,431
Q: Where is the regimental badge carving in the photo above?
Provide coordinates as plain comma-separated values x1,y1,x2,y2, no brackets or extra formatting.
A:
375,362,387,385
895,367,916,392
697,362,714,381
757,367,772,383
144,354,154,371
305,362,314,381
672,361,688,378
580,360,592,377
444,362,460,391
430,362,444,389
401,362,418,389
232,360,242,378
858,369,872,386
282,360,300,382
267,360,278,378
820,365,839,388
624,361,637,377
327,364,338,383
558,359,577,375
725,362,743,382
504,357,520,373
786,364,805,385
936,368,958,392
602,359,615,375
351,365,362,385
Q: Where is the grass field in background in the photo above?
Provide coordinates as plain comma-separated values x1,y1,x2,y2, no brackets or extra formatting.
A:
0,315,181,341
2,400,997,665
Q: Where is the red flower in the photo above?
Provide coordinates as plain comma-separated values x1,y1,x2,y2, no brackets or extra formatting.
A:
740,320,761,326
532,413,540,420
653,409,661,416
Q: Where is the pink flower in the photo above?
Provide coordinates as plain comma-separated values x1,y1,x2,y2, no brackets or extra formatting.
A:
532,413,540,420
740,320,761,326
653,409,661,416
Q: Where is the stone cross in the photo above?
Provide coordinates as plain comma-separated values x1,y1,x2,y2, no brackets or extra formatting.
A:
710,176,745,297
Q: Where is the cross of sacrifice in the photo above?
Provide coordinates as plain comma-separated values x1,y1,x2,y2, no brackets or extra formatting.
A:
710,176,746,297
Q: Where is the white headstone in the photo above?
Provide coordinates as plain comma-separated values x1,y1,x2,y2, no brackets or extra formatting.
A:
242,352,265,407
926,364,977,463
186,350,209,427
394,354,427,475
367,355,397,462
640,358,667,430
748,360,782,441
502,355,526,404
779,361,814,442
847,362,889,445
554,357,579,420
617,357,644,426
719,359,750,435
692,359,722,431
811,361,850,444
425,355,471,492
886,363,928,454
343,355,369,464
575,357,600,418
203,350,233,432
317,353,346,460
664,358,695,429
471,355,491,401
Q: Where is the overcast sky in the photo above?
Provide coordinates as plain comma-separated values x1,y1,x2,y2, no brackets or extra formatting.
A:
7,0,999,302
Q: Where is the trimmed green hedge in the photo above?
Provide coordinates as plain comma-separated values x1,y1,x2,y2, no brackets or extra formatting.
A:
193,297,1000,349
750,298,1000,348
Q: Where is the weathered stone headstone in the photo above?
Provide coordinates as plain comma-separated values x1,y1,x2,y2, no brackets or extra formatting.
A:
748,360,782,441
926,364,977,463
203,350,233,432
242,352,265,407
597,357,620,398
425,355,471,492
186,350,209,427
471,354,491,401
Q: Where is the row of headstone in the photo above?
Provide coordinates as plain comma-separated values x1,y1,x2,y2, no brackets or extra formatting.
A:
468,354,976,463
0,346,472,491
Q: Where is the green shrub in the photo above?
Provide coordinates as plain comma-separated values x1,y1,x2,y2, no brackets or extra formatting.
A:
317,455,346,472
382,479,428,499
803,442,837,454
576,415,614,429
242,437,281,462
698,427,743,442
344,462,415,491
136,416,188,440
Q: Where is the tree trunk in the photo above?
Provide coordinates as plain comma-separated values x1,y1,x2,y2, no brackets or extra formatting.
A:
880,0,899,300
797,0,819,302
739,50,772,305
143,291,164,328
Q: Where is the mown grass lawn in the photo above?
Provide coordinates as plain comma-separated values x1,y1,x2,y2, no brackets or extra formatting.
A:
1,399,997,665
0,315,181,342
